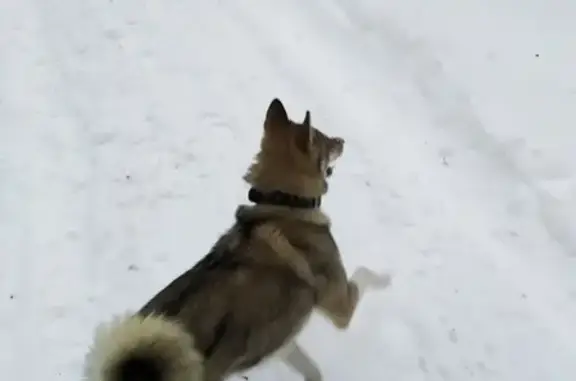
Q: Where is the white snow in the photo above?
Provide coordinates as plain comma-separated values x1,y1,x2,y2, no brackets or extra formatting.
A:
1,0,576,380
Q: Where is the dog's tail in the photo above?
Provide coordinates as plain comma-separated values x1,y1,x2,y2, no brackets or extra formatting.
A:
83,313,203,381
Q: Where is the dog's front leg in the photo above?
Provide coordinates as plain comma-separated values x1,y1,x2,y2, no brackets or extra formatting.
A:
317,265,391,330
277,341,322,381
350,266,391,298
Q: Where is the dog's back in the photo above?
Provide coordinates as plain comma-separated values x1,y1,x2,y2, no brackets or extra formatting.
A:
138,206,328,378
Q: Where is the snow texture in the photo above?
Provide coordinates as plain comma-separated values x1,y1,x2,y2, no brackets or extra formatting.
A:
1,0,576,380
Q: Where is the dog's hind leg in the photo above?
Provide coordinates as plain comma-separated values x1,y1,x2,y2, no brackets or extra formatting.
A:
277,341,322,381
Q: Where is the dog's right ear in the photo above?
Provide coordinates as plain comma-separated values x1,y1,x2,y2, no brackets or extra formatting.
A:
264,98,289,132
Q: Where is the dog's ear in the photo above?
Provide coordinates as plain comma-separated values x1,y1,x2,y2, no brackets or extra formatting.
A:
294,110,314,153
302,110,311,126
264,98,289,132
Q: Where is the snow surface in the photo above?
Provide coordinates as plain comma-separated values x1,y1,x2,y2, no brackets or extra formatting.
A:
2,0,576,380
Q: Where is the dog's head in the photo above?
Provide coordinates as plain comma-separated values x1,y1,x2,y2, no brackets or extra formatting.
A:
244,98,345,198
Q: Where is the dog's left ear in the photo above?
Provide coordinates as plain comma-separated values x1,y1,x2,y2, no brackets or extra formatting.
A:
264,98,290,133
294,111,314,153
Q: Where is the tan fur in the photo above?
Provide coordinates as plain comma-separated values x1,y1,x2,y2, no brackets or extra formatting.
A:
83,98,389,381
252,222,316,285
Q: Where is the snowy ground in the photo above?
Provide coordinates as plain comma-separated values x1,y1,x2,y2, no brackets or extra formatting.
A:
2,0,576,380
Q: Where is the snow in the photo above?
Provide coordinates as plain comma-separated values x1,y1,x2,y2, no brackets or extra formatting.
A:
1,0,576,380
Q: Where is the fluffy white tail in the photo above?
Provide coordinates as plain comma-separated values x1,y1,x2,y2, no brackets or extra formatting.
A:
83,313,203,381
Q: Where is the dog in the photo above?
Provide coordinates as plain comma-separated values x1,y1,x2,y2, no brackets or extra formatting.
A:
83,98,391,381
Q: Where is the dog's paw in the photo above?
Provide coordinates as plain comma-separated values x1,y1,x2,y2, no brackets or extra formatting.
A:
352,266,392,290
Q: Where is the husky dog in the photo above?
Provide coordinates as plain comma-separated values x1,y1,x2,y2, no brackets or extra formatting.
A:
83,98,391,381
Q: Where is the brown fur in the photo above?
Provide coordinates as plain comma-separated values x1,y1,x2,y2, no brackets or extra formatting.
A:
83,98,388,381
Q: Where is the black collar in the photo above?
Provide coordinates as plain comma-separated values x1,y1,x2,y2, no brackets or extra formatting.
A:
248,188,321,209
